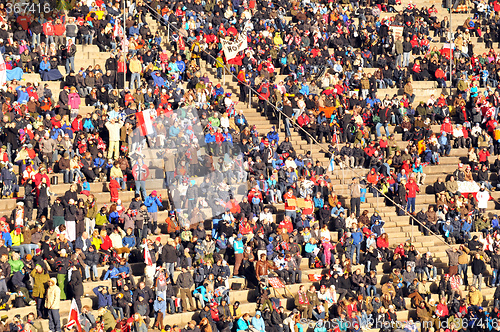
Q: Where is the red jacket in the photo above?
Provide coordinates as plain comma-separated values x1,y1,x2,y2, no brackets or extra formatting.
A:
71,118,83,132
440,122,453,134
53,23,65,36
297,114,310,127
100,235,113,251
283,192,296,211
278,219,293,233
479,150,490,162
43,21,54,36
405,180,420,198
257,83,270,101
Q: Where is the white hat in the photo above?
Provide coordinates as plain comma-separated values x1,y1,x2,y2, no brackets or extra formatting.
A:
17,201,24,206
60,249,67,255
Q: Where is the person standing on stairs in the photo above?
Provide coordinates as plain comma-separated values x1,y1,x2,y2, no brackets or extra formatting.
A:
237,68,248,103
349,177,362,218
257,79,271,117
46,278,61,332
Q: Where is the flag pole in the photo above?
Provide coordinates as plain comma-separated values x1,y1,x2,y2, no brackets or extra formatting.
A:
123,0,126,90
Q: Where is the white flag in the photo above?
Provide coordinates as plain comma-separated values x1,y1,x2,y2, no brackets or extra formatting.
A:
0,55,6,86
114,19,124,38
221,22,251,60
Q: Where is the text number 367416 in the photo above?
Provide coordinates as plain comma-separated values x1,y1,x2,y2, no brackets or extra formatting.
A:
6,2,52,14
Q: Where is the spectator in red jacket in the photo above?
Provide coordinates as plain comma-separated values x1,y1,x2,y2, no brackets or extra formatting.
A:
43,20,55,45
478,147,490,167
297,113,310,127
278,216,294,234
440,117,453,135
257,80,271,115
71,115,83,132
405,178,420,214
53,18,66,47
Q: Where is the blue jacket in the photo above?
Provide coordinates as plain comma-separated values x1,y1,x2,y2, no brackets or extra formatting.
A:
128,26,140,36
83,119,95,130
117,264,131,275
1,232,11,247
176,60,186,72
352,230,363,245
103,267,120,280
151,72,167,87
144,195,162,213
169,126,180,137
16,88,29,104
39,61,50,71
442,223,453,235
299,85,310,96
331,206,345,217
94,157,105,168
123,235,136,248
75,237,91,250
205,133,216,144
153,293,166,314
237,318,250,332
267,130,279,143
305,243,317,253
313,197,324,209
252,312,265,332
193,285,208,301
438,134,448,146
93,287,112,308
462,221,472,233
233,240,244,254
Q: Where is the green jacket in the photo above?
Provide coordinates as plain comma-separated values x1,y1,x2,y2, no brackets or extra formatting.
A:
30,269,50,298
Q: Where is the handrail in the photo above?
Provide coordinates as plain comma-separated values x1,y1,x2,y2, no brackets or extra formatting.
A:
142,4,452,250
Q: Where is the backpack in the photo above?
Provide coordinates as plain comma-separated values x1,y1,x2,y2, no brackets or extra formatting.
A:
372,115,381,124
252,197,261,204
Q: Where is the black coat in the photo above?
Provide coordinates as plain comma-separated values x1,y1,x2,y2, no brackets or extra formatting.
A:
69,269,84,297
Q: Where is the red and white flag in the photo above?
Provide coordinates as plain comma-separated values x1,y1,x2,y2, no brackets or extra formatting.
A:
66,299,82,332
114,19,124,38
144,245,153,266
136,109,155,136
0,55,6,86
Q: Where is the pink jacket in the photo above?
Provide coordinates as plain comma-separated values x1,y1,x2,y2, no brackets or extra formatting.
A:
68,93,81,109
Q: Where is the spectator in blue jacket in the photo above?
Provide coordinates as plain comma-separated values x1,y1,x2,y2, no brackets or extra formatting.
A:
93,286,112,309
128,24,140,36
266,126,280,143
237,313,251,332
103,265,120,290
123,228,136,249
438,132,451,156
1,231,12,247
251,311,265,332
442,220,455,244
75,232,91,251
461,218,472,241
305,238,319,268
351,227,363,265
153,293,166,330
331,202,345,218
144,190,162,234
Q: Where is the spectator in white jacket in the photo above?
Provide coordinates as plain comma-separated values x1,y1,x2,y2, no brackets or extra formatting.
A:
105,118,123,159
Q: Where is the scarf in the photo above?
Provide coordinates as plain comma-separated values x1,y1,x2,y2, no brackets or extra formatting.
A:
298,291,309,305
